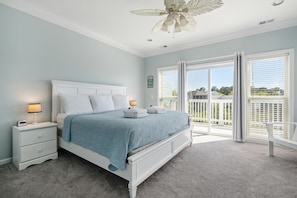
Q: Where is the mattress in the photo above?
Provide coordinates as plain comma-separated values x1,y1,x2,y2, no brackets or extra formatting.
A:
57,113,68,130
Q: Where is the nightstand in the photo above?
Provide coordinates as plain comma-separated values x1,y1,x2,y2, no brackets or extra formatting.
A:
12,122,58,170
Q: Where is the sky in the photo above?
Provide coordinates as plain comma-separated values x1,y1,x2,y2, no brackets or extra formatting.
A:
187,66,234,91
163,65,234,91
163,57,285,92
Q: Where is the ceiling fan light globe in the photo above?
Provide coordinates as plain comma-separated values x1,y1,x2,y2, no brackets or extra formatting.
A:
164,13,175,25
179,14,188,27
174,21,182,32
161,22,169,32
165,19,174,25
166,13,174,20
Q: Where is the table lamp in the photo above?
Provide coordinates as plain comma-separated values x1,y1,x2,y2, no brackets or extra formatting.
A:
129,100,137,108
28,103,42,124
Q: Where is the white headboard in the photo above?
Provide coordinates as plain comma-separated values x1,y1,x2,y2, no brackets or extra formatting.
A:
51,80,127,122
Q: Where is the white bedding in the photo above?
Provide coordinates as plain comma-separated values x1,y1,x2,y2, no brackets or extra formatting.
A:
57,113,69,129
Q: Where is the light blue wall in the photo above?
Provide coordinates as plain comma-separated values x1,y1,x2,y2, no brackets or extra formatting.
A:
144,26,297,120
0,4,144,161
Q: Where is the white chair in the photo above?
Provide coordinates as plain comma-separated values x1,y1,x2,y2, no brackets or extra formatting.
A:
265,122,297,156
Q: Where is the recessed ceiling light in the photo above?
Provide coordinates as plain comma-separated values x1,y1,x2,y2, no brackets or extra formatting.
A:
272,0,284,6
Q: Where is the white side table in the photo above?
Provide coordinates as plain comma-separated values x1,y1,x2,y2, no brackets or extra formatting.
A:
12,122,58,170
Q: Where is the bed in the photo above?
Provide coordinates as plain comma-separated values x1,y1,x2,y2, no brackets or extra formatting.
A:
51,80,192,198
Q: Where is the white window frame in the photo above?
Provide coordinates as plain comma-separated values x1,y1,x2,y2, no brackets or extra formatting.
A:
158,66,178,109
245,49,294,142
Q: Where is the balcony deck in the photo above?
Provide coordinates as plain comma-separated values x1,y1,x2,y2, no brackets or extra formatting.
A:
192,124,232,137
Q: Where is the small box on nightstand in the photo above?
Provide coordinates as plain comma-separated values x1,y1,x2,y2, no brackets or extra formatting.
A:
12,122,58,170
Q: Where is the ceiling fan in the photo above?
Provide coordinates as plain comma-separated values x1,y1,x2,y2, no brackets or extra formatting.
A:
130,0,224,34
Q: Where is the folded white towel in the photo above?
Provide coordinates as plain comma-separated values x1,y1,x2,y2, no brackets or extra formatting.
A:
123,108,147,114
123,108,148,118
146,106,166,114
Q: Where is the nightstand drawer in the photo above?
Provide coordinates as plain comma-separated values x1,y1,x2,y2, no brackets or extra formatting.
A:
20,127,56,146
20,140,57,162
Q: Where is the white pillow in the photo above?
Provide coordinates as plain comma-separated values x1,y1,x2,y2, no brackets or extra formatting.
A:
89,95,115,113
112,95,129,110
59,94,93,114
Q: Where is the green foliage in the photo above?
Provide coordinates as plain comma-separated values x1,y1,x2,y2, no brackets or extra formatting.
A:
251,87,284,96
218,86,233,96
172,89,178,96
195,86,283,96
197,86,233,96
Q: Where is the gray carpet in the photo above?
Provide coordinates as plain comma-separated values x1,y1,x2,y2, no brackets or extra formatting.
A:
1,135,297,198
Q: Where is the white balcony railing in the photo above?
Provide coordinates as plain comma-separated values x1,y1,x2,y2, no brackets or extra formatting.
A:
188,99,233,126
160,97,285,131
248,98,285,128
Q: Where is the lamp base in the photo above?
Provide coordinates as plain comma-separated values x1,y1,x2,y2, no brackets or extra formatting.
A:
32,113,38,124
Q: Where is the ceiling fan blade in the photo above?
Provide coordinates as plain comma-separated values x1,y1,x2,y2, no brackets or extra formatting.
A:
130,9,167,16
151,18,167,32
164,14,175,26
186,0,223,16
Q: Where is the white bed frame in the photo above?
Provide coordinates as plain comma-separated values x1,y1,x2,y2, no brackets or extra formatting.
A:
51,80,192,198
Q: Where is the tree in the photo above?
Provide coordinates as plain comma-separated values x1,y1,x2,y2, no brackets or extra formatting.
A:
211,86,218,92
219,86,233,96
172,89,177,96
199,87,206,91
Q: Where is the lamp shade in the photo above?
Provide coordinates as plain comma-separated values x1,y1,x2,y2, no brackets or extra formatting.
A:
28,103,42,113
129,100,137,107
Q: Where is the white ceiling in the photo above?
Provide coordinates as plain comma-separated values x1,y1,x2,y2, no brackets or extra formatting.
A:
1,0,297,57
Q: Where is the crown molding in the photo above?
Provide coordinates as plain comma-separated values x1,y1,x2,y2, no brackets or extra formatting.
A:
1,1,296,58
144,19,297,57
0,1,144,57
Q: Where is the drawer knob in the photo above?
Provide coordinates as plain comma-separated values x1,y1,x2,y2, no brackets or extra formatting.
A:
38,135,43,139
38,149,43,153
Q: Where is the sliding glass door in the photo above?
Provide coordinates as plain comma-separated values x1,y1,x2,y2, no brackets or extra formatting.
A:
187,62,234,136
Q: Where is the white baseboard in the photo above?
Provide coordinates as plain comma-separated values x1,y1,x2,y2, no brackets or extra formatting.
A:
0,157,12,165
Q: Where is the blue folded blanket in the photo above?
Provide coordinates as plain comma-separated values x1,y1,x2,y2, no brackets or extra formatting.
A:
62,110,189,171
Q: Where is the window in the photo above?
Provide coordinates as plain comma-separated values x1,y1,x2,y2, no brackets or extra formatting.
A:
246,49,294,139
158,67,178,110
